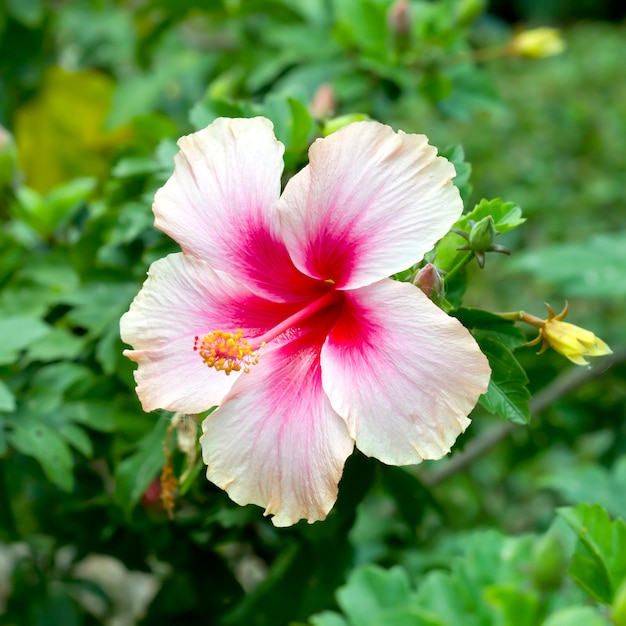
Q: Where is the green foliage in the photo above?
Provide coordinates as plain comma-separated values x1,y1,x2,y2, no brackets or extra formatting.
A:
309,520,619,625
558,503,626,605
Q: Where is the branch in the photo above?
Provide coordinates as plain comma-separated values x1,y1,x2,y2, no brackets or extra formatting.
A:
421,346,626,486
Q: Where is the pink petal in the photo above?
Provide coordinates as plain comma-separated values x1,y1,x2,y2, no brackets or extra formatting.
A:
153,117,322,301
200,321,354,527
120,253,292,413
278,121,463,289
320,279,490,465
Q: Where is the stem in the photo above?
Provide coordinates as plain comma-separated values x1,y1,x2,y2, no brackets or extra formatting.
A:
443,251,473,283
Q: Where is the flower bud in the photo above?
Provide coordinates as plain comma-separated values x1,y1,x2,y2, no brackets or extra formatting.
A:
468,215,497,252
522,302,613,365
387,0,411,37
310,83,337,119
510,28,565,59
413,263,444,304
530,531,566,592
542,318,612,366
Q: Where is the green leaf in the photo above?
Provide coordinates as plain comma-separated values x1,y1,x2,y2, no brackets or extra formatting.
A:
453,307,526,350
62,401,118,433
440,144,472,203
56,423,93,458
26,327,85,361
287,97,313,152
543,605,611,626
558,503,626,604
336,565,413,625
484,586,539,626
114,418,170,515
0,380,16,412
64,282,137,336
476,336,531,424
309,612,349,626
0,315,50,364
510,231,626,299
541,457,626,520
7,415,74,491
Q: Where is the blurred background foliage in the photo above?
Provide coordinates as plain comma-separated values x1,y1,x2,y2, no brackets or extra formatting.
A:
0,0,625,624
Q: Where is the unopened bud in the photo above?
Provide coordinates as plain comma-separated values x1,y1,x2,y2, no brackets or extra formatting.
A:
530,532,566,592
510,28,565,59
387,0,411,37
413,263,444,304
468,215,497,252
310,83,337,119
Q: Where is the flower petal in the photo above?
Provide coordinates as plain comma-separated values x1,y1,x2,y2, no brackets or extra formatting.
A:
278,121,462,289
320,279,490,465
120,253,292,413
200,322,354,527
153,117,321,301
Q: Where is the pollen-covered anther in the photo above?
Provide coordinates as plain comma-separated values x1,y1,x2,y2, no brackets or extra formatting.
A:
194,329,261,375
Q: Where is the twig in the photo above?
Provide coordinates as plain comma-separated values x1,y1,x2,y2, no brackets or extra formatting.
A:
421,346,626,486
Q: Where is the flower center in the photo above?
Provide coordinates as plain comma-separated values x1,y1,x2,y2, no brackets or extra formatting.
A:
193,330,262,375
194,289,341,375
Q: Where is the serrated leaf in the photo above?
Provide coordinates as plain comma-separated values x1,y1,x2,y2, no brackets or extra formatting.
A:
558,503,626,604
476,336,530,424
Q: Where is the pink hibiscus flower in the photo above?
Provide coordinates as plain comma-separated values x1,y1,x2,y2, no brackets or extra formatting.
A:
120,117,490,527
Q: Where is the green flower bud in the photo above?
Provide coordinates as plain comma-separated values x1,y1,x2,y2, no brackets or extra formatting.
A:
530,532,566,592
468,215,497,252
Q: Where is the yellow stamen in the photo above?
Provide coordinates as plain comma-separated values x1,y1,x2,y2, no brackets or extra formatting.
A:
194,329,262,375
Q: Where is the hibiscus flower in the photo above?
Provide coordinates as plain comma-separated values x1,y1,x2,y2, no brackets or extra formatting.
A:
120,117,490,527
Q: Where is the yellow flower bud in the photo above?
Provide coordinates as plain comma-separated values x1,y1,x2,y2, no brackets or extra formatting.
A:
520,302,612,365
510,28,565,59
542,318,612,365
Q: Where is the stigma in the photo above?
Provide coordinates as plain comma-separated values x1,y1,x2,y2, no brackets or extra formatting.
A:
194,330,262,375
